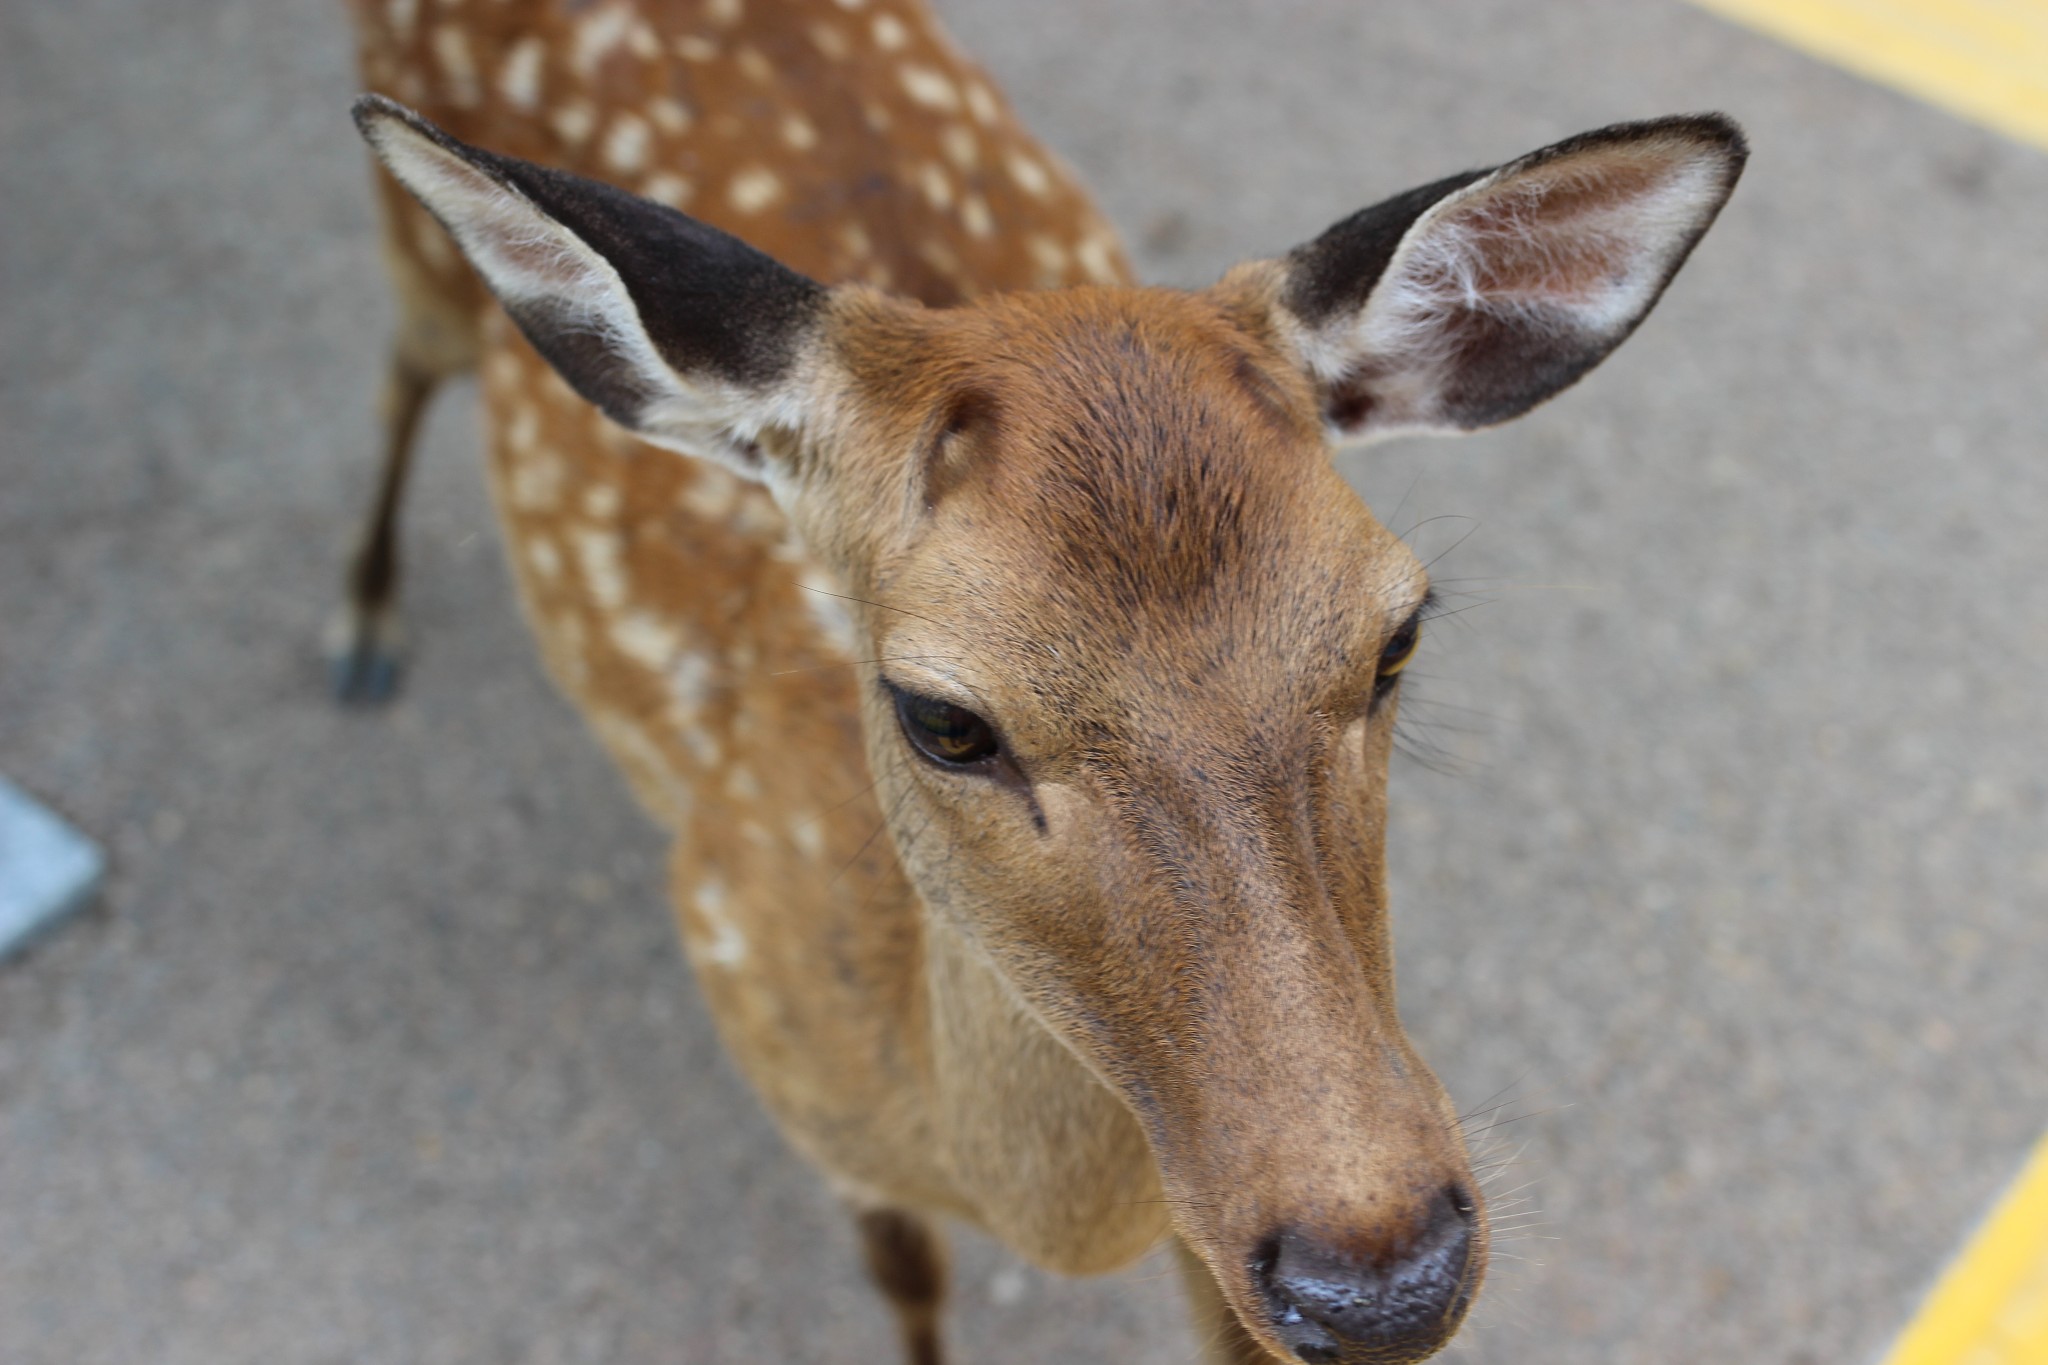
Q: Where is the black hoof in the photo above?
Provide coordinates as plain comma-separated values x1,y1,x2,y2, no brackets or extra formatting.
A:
324,605,405,706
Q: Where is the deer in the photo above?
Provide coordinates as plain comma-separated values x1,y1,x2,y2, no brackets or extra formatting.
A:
334,2,1745,1360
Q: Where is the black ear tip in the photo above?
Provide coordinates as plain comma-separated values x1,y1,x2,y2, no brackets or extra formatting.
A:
1551,113,1748,192
1667,111,1750,163
350,92,448,151
1628,113,1749,183
351,92,403,136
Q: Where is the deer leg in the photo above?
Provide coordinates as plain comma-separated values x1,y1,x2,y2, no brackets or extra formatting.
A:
327,175,483,706
1174,1237,1272,1365
853,1206,949,1365
326,345,439,704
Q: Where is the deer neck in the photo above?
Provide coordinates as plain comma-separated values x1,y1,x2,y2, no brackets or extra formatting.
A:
922,916,1168,1275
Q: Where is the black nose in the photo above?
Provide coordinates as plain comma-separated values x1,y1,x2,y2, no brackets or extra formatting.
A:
1254,1186,1479,1363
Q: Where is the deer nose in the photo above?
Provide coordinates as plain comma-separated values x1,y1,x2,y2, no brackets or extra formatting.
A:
1254,1185,1480,1363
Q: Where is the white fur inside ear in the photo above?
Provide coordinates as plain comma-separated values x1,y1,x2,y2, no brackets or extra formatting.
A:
362,111,786,481
1298,139,1732,436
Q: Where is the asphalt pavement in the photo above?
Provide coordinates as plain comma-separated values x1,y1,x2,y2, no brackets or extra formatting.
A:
2,2,2044,1362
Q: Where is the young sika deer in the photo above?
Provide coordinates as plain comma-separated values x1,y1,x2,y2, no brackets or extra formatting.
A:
337,2,1744,1359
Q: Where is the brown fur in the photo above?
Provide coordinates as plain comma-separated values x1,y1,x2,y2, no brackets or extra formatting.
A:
334,4,1757,1362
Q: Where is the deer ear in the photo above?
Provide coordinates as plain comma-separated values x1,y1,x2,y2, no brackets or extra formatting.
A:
352,95,826,481
1260,114,1746,442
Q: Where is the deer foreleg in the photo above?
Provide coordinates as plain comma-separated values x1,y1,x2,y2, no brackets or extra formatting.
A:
854,1206,949,1365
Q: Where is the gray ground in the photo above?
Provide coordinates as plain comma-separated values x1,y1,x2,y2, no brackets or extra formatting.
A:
3,1,2044,1362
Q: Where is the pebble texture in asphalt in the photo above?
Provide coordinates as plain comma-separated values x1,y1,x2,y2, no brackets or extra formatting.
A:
1,2,2044,1362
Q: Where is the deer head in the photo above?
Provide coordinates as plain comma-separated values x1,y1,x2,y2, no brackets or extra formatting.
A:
357,95,1743,1363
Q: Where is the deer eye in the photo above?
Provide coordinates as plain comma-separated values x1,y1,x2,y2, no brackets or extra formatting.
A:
1372,612,1423,704
893,687,1000,766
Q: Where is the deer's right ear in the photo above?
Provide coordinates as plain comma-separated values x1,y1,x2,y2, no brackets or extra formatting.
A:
353,95,826,482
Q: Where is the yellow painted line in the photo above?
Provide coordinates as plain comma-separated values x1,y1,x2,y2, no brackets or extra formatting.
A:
1683,0,2048,151
1881,1134,2048,1365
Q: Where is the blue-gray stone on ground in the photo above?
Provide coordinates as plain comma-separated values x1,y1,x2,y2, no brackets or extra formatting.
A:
0,775,106,961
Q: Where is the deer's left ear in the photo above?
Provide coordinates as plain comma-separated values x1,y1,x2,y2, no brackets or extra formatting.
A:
1241,114,1746,442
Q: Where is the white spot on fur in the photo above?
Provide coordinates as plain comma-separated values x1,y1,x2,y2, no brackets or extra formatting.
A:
833,0,867,9
899,64,960,111
941,124,978,170
683,466,743,522
485,350,521,394
582,482,622,519
917,162,953,210
498,37,544,110
837,222,873,260
781,113,818,151
611,610,680,669
704,0,743,25
726,766,762,802
862,101,891,133
572,3,634,75
642,172,692,208
918,237,963,283
524,536,562,581
1027,235,1068,273
1006,150,1050,197
729,486,785,537
964,80,999,126
790,818,824,861
603,113,651,173
681,727,719,768
692,880,747,965
505,403,539,454
1078,235,1120,282
960,194,993,239
571,526,627,608
736,45,774,84
675,35,719,62
728,166,784,214
430,25,480,106
670,650,713,710
510,449,565,510
550,100,598,145
627,18,661,59
808,22,849,60
648,96,692,133
871,13,907,49
387,0,419,39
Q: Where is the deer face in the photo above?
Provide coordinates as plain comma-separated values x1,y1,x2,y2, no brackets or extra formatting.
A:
358,97,1743,1362
810,286,1479,1360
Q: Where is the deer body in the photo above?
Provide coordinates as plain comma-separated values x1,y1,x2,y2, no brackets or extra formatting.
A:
341,3,1745,1359
348,0,1165,1273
